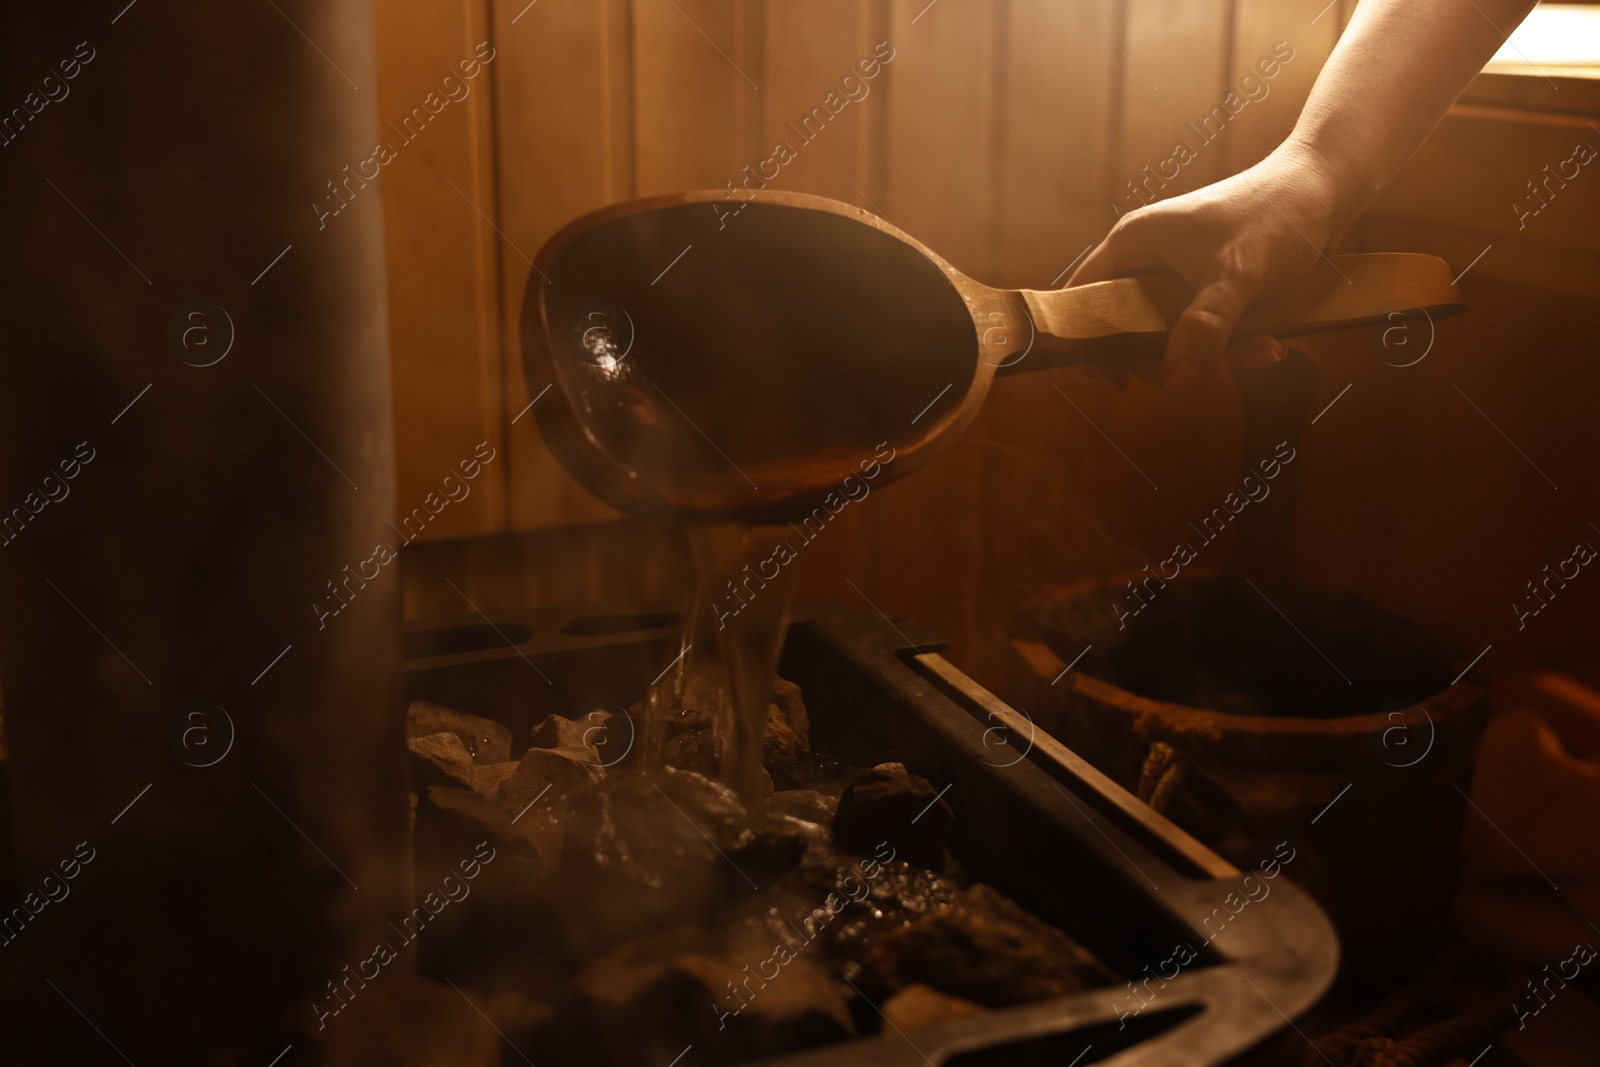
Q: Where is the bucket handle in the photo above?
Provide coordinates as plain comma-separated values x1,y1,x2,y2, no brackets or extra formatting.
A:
1136,741,1191,816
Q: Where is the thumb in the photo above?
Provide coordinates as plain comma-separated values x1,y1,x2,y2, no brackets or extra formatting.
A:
1162,278,1254,394
1068,213,1158,287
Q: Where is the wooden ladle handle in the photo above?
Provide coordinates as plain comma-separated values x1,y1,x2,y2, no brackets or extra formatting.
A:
1006,252,1463,372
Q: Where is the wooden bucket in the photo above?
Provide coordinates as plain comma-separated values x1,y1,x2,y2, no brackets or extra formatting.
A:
1009,569,1489,979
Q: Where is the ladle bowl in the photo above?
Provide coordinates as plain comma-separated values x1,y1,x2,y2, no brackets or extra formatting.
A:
521,190,1463,523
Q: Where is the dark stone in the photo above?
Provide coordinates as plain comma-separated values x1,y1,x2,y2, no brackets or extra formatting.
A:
882,984,988,1030
557,768,758,955
769,789,838,831
647,675,808,787
765,790,839,853
498,745,605,811
726,822,811,883
528,711,609,755
862,884,1114,1007
562,926,719,1066
421,786,549,865
483,989,555,1051
573,924,715,1005
779,851,964,969
414,743,608,894
685,953,853,1062
763,677,812,787
407,731,518,795
412,742,604,908
571,925,853,1066
408,700,514,763
832,763,955,870
770,676,810,739
662,718,721,778
763,681,811,788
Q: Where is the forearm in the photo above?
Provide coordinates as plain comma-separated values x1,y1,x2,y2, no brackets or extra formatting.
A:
1284,0,1539,224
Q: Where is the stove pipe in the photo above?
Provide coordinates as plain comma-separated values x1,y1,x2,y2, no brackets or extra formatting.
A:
0,1,408,1061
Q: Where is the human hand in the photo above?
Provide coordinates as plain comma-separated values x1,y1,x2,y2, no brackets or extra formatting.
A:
1069,140,1367,393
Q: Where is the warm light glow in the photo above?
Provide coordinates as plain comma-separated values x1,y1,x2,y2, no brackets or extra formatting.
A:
1489,3,1600,70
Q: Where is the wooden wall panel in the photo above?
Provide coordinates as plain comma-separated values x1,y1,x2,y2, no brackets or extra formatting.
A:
972,0,1130,688
881,0,1000,277
490,0,634,531
1360,85,1600,299
1222,0,1339,173
749,1,889,610
1115,0,1234,215
383,0,1600,694
829,0,1001,674
1294,280,1600,669
1376,107,1600,263
990,0,1118,289
1316,97,1600,665
977,0,1243,695
632,0,763,195
372,0,505,538
758,0,879,200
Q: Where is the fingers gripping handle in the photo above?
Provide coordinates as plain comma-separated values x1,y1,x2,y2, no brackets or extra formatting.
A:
1006,252,1464,373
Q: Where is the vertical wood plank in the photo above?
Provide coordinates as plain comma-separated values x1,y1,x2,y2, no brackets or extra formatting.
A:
840,0,1000,672
491,0,636,531
1088,0,1244,663
1221,0,1340,174
1113,0,1234,218
881,0,998,275
988,0,1118,291
758,0,879,200
372,0,506,539
752,1,889,609
632,0,762,195
974,0,1137,691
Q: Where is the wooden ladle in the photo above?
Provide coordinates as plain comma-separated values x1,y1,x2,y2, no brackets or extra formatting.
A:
521,189,1463,523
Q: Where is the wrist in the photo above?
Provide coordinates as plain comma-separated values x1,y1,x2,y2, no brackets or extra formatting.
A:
1271,135,1382,241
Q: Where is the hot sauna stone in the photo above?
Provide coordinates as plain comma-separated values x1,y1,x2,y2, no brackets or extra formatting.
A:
528,711,609,755
419,762,587,882
725,821,812,880
767,789,840,841
482,989,555,1051
763,677,812,787
408,699,514,763
499,745,606,810
862,885,1113,1007
423,785,549,862
404,674,1122,1063
832,763,955,870
661,713,722,780
558,768,784,951
882,984,989,1030
690,953,853,1057
571,924,853,1065
642,675,813,787
407,731,519,795
413,707,616,876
